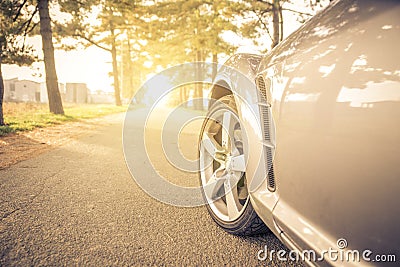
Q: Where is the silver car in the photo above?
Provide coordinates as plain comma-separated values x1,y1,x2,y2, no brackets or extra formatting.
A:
198,0,400,265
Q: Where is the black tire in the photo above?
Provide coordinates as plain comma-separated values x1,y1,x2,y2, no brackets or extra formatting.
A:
199,95,269,235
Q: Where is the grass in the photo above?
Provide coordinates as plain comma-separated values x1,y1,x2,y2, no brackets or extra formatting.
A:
0,102,127,136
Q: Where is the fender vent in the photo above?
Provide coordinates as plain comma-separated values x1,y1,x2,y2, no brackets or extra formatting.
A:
256,75,271,103
256,75,267,101
256,75,276,192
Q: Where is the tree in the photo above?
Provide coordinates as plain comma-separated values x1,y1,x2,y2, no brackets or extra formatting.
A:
109,14,122,106
3,0,65,115
149,0,241,109
38,0,64,114
119,37,148,100
58,0,151,106
243,0,330,49
0,0,37,126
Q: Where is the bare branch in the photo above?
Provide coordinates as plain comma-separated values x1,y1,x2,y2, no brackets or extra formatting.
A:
26,22,39,35
13,0,28,22
17,5,38,35
251,10,273,44
279,6,283,42
74,34,112,52
255,0,273,8
281,8,313,16
23,6,38,36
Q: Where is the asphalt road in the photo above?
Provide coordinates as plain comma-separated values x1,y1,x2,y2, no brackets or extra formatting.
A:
0,108,300,266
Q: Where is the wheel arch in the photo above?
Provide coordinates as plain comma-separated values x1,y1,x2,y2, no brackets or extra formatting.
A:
208,80,232,107
207,54,280,236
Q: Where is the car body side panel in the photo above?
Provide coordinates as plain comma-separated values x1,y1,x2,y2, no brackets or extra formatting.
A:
256,0,400,263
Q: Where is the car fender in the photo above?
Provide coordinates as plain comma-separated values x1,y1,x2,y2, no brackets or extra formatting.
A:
210,53,281,235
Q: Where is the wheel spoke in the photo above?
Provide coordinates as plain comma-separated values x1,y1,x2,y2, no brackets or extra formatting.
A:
204,170,227,201
224,177,241,219
233,129,242,141
221,111,233,150
230,154,246,172
201,134,222,160
201,103,250,222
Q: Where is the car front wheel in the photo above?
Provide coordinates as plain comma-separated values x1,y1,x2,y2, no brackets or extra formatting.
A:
199,95,269,235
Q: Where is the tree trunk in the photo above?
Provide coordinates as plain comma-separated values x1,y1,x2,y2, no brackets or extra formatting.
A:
0,58,5,126
279,5,284,42
194,50,203,110
180,86,186,108
272,0,280,48
212,53,218,81
38,0,64,115
110,22,122,106
126,36,134,99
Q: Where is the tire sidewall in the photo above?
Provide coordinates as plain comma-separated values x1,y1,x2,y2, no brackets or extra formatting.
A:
198,95,262,235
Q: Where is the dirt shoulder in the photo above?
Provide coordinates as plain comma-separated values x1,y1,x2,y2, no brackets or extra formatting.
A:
0,113,123,170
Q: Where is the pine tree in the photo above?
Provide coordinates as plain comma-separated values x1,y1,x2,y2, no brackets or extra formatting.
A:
4,0,66,114
58,0,152,106
38,0,64,114
0,0,37,125
149,0,241,109
242,0,330,49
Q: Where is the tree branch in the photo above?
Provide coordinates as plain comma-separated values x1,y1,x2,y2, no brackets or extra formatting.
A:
281,8,313,16
279,6,283,42
252,10,273,44
255,0,273,8
17,5,38,35
23,6,38,36
26,22,39,35
13,0,28,22
74,34,112,52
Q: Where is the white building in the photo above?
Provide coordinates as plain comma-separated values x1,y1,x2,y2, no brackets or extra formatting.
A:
40,82,66,103
3,78,40,102
65,83,88,103
3,78,18,101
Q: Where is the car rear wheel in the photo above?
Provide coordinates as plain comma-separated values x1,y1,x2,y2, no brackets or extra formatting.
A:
199,95,269,235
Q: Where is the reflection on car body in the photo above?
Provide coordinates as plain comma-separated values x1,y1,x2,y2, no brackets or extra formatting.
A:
199,0,400,266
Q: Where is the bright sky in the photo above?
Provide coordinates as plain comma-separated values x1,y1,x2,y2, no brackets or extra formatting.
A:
3,36,114,92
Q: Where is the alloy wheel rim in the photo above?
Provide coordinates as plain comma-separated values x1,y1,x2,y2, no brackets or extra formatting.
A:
200,108,249,222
